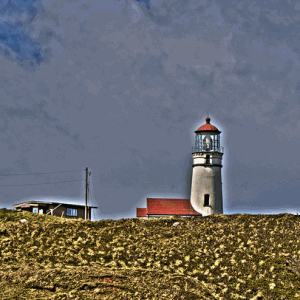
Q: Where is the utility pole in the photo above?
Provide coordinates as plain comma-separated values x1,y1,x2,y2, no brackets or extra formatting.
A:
87,179,89,220
87,172,91,220
85,167,88,220
88,172,91,220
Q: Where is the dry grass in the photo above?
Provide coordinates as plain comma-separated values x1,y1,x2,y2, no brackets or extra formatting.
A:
0,208,299,299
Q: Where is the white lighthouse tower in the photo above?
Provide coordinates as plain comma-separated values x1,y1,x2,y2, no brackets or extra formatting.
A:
190,117,224,216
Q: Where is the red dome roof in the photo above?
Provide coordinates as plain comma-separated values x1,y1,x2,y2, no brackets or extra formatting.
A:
195,117,221,133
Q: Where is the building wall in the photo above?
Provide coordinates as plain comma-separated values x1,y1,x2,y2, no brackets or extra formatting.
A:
30,204,92,220
49,204,92,220
148,215,202,219
192,151,222,166
190,152,223,216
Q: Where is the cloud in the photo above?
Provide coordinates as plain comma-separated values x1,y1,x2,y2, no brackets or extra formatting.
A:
0,0,45,68
1,0,300,219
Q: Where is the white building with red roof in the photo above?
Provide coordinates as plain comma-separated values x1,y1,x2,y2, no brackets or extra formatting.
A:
136,117,224,219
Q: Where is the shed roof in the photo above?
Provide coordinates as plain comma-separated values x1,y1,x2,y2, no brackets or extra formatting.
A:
147,198,202,215
13,201,98,209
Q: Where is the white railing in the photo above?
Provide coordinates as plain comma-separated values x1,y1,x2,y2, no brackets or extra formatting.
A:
191,146,224,153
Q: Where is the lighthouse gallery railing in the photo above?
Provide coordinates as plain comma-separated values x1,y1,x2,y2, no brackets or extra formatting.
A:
191,146,224,153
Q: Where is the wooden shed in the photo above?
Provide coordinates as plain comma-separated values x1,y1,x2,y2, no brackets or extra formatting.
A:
13,201,98,221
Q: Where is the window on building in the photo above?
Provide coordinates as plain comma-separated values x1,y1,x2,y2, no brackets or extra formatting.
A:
66,208,77,216
204,194,210,206
206,155,210,164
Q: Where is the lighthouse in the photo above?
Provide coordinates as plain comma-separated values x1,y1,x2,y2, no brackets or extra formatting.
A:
190,117,224,216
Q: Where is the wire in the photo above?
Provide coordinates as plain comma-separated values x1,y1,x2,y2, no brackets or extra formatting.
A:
13,187,85,215
65,185,86,200
0,179,84,187
0,169,82,176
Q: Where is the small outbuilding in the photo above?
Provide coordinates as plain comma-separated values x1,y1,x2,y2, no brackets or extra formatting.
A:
136,198,202,219
13,201,98,221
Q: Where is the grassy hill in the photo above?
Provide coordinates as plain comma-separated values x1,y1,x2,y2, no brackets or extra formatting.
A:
0,208,299,299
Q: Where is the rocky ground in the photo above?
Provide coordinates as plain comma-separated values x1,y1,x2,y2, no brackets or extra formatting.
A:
0,208,298,299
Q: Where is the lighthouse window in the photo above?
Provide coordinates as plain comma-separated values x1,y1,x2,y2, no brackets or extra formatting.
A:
206,155,210,164
204,194,210,206
204,135,211,150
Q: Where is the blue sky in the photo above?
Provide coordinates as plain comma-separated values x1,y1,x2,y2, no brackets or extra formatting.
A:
0,0,300,220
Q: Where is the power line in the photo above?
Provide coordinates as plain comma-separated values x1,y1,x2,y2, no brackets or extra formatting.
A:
13,185,89,215
43,185,88,215
0,179,84,187
0,169,82,176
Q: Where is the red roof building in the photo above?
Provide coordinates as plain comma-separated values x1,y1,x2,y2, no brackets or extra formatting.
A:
136,198,202,219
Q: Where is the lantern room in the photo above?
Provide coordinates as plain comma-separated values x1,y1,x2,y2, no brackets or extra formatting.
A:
192,117,223,153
